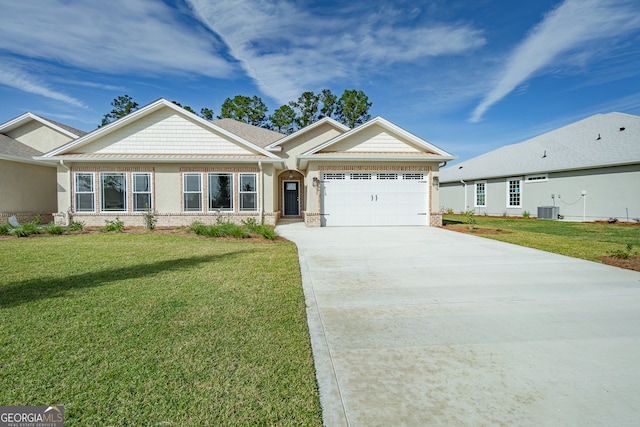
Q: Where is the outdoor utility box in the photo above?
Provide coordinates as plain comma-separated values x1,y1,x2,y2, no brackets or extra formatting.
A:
537,206,560,220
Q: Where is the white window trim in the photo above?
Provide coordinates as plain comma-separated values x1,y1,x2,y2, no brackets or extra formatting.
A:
132,172,153,212
183,172,203,212
208,172,234,212
239,173,258,212
525,173,548,183
74,172,95,212
474,181,487,207
100,172,127,213
506,177,523,208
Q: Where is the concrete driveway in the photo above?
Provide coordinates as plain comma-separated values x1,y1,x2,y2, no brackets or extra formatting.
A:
275,223,640,427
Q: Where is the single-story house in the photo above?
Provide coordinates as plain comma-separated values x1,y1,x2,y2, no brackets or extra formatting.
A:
0,113,85,223
35,98,455,227
439,112,640,221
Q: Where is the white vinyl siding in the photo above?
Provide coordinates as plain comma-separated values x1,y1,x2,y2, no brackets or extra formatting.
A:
183,173,203,212
75,173,95,212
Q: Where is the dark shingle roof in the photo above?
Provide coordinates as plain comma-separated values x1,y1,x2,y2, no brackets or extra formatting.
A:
0,134,42,159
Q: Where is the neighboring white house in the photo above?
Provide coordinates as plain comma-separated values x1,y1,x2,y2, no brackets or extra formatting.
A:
34,98,455,227
0,113,85,223
439,112,640,222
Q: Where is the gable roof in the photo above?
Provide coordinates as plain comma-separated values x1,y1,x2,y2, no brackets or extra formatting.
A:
40,99,282,163
265,117,349,150
212,118,285,148
298,116,455,160
0,112,85,139
0,134,49,166
440,112,640,183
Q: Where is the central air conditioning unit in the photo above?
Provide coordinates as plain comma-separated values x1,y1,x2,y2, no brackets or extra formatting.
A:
537,206,559,220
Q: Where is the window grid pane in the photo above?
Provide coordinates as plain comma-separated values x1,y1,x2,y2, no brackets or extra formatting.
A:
183,173,202,211
508,180,521,206
239,173,257,211
133,173,152,211
75,173,95,212
476,183,486,207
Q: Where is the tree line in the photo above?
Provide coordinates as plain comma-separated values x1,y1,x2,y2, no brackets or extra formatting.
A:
100,89,372,133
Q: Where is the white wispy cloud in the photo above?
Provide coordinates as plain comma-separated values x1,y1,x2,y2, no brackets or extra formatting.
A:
0,66,87,108
0,0,234,106
470,0,640,122
186,0,485,103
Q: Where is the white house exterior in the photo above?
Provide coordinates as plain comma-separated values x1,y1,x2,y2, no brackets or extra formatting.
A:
439,112,640,221
0,113,84,223
35,99,455,227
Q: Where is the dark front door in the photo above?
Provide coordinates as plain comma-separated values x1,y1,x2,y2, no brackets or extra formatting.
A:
284,181,299,216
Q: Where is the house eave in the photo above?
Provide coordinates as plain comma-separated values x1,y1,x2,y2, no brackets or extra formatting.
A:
0,154,56,167
297,154,457,169
34,155,284,165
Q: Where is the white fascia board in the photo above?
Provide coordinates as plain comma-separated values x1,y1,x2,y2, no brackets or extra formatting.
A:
297,153,457,169
34,155,284,164
264,117,349,149
42,99,281,160
0,112,81,139
0,154,56,167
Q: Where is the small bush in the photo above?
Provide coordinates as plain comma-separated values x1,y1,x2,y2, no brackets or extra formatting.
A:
142,210,157,230
103,217,125,233
9,222,40,237
0,223,9,235
445,207,454,215
252,224,277,240
217,222,249,238
465,210,476,230
68,221,85,232
31,214,42,226
523,211,530,219
609,244,634,259
45,222,64,235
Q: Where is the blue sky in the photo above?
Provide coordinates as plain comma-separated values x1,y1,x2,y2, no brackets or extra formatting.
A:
1,0,640,162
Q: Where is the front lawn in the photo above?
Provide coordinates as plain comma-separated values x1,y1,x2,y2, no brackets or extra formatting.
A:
443,214,640,265
0,234,322,426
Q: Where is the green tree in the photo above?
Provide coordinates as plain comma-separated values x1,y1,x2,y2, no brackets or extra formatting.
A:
336,89,372,128
319,88,338,119
200,107,214,121
100,95,139,126
269,104,297,134
171,100,197,115
289,91,321,128
218,95,268,127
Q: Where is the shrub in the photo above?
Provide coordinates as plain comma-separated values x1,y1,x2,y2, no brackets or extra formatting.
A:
0,222,9,235
465,210,476,230
142,210,157,230
523,211,530,219
68,221,85,232
103,217,125,233
609,244,634,259
445,207,454,215
31,214,42,226
252,224,277,240
45,222,64,235
9,222,40,237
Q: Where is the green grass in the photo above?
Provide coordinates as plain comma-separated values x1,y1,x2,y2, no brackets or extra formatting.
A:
0,234,322,426
443,214,640,262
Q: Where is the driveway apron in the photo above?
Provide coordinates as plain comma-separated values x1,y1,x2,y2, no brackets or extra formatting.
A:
276,223,640,427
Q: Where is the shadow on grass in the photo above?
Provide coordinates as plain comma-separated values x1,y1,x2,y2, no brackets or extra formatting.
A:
0,251,248,308
443,218,465,225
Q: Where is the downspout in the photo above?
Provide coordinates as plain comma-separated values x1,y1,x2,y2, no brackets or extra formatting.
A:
258,161,264,224
460,180,467,212
59,160,71,226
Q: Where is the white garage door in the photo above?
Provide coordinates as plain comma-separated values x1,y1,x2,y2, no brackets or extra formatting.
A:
321,172,429,226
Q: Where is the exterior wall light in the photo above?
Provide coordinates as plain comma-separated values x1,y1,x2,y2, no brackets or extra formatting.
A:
312,177,319,187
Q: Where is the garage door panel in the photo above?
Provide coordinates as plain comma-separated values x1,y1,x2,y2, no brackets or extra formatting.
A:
321,172,429,226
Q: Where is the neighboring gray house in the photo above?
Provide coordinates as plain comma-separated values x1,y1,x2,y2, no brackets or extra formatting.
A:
0,113,85,223
439,112,640,221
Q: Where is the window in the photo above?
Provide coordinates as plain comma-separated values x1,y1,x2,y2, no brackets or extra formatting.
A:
239,173,257,211
183,173,202,211
475,182,486,207
525,174,548,183
101,173,126,211
75,173,95,212
507,178,522,207
208,173,233,211
133,173,152,211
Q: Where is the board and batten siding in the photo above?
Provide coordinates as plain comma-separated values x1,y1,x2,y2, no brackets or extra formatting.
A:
325,127,421,153
76,109,255,155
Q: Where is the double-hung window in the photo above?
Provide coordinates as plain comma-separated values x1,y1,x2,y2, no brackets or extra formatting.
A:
239,173,257,211
208,173,233,211
75,173,95,212
507,178,522,207
133,173,152,211
183,173,202,211
101,173,126,211
475,182,486,207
